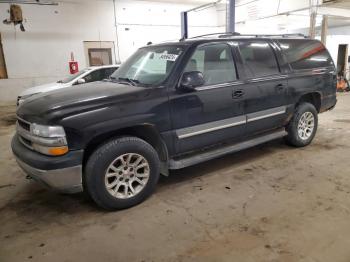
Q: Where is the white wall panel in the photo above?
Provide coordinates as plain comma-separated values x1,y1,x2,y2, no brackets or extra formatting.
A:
0,0,221,101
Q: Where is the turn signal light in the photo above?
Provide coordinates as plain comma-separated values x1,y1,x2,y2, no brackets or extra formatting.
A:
48,146,69,156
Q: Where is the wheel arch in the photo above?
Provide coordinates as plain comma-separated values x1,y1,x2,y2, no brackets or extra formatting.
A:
83,124,169,175
297,92,322,112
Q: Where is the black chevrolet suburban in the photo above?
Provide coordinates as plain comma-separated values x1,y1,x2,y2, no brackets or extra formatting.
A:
12,33,337,210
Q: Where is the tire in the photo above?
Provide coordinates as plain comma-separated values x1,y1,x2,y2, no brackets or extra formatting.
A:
285,102,318,147
84,137,160,210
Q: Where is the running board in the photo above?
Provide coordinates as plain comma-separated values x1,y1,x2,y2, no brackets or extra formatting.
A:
169,129,287,169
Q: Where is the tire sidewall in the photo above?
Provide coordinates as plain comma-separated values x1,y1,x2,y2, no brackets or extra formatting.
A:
85,137,160,210
288,103,318,146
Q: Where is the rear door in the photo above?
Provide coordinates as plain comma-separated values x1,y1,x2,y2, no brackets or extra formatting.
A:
238,40,290,136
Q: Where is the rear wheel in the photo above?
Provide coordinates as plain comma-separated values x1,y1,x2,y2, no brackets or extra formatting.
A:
285,102,318,147
84,137,160,210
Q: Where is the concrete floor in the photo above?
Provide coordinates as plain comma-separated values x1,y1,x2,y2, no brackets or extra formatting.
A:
1,94,350,262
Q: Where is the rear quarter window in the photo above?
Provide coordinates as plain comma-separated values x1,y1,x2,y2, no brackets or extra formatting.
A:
278,39,334,70
238,41,280,78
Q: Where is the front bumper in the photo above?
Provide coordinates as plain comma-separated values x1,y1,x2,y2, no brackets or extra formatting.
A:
12,134,84,193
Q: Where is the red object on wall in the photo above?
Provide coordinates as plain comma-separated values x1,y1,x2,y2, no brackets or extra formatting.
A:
69,61,79,74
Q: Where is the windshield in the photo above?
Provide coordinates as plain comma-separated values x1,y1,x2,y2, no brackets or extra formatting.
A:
110,45,185,86
58,69,91,84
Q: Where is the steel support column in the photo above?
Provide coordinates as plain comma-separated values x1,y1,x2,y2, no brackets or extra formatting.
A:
181,11,188,39
180,1,221,39
309,0,319,39
226,0,235,33
321,15,328,45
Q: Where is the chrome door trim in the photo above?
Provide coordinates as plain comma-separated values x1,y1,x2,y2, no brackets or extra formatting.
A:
247,106,286,123
176,105,288,139
248,75,288,84
195,81,245,91
177,115,246,139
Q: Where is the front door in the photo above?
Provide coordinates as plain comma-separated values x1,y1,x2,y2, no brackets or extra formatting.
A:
169,42,246,155
238,40,289,136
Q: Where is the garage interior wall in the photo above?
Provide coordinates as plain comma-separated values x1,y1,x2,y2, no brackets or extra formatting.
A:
0,0,223,102
0,0,349,102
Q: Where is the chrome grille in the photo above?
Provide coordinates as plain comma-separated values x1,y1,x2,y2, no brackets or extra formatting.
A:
16,117,33,150
17,117,30,131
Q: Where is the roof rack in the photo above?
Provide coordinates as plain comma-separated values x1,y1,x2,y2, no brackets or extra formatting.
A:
237,33,308,39
184,32,308,40
190,32,241,39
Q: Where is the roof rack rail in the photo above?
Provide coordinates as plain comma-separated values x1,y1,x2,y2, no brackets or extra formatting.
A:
186,32,241,40
183,32,308,40
239,33,308,38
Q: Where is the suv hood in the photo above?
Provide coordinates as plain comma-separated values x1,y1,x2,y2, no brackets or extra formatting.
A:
17,81,145,123
19,82,67,97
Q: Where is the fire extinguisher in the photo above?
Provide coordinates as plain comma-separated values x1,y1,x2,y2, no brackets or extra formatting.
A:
69,52,79,74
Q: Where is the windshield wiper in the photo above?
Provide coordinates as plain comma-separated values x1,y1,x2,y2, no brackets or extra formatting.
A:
115,77,139,86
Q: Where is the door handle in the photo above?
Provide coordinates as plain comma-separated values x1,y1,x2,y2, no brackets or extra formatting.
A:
232,89,244,99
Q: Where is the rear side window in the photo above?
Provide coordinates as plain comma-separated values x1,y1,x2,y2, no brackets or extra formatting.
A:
278,39,334,70
239,41,280,77
184,43,237,86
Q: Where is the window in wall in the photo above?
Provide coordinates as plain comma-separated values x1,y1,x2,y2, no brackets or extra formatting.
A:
0,33,8,79
239,41,279,77
184,43,237,86
278,39,334,70
88,48,112,66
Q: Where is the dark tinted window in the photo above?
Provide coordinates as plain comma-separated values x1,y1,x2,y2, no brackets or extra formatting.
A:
102,68,118,79
278,39,334,70
184,43,237,85
239,41,280,77
84,69,103,83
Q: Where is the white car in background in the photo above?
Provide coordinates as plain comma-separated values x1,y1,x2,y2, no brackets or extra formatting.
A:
17,65,119,105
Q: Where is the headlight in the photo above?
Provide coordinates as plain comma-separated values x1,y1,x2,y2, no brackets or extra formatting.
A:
17,121,68,156
30,124,68,156
31,123,66,138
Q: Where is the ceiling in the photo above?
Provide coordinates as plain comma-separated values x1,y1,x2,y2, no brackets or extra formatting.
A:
9,0,350,31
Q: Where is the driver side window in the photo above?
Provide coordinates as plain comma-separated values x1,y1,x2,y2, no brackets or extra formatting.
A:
184,43,237,86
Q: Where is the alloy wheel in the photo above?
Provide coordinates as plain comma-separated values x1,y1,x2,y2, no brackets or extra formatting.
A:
104,153,150,199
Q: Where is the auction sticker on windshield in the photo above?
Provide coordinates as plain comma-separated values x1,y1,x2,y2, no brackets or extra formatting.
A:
159,54,179,61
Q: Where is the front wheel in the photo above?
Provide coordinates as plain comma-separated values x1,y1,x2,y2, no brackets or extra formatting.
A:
84,137,160,210
285,102,318,147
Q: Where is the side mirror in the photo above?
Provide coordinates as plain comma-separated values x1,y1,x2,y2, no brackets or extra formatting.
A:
76,78,86,85
179,71,204,92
